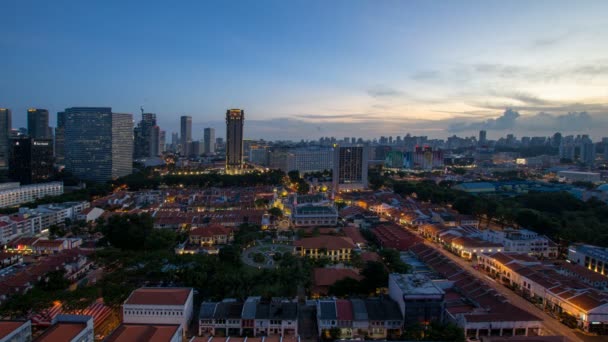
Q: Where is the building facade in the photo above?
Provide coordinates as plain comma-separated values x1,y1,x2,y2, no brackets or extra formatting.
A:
332,145,368,192
0,182,63,208
27,108,51,139
55,111,66,164
134,112,160,159
287,147,333,174
225,109,244,175
294,236,355,261
64,107,133,182
122,288,194,332
0,108,11,169
9,137,54,184
180,116,192,156
388,273,445,326
204,128,215,154
568,244,608,276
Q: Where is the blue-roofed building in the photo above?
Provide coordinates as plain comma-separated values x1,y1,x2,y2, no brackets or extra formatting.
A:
198,302,218,336
241,296,260,336
316,300,337,336
350,299,369,337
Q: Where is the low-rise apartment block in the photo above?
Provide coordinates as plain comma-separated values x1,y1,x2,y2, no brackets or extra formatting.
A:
317,298,402,340
0,182,63,208
199,298,298,337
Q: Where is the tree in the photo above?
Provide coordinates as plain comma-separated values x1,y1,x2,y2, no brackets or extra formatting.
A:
101,213,155,250
380,248,410,273
360,261,388,294
39,270,70,291
296,180,310,194
328,277,362,296
268,207,283,218
287,170,300,183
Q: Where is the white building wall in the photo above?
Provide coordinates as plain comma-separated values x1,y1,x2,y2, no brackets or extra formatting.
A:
123,290,193,331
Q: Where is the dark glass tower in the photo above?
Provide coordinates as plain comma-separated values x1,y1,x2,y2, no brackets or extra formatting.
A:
27,108,51,139
9,137,54,184
225,109,244,174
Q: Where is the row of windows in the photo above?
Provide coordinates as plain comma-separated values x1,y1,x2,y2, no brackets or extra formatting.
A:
125,309,183,316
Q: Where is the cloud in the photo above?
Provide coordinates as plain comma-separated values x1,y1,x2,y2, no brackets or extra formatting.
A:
410,70,440,80
366,85,404,98
448,108,519,132
447,108,604,135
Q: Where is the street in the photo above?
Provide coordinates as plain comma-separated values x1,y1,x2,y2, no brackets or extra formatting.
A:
421,240,584,342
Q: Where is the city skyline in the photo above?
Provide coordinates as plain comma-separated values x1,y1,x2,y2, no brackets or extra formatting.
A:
2,1,608,140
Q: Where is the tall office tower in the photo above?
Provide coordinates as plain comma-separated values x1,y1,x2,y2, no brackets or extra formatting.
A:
551,132,562,148
332,144,369,192
151,125,160,156
180,116,192,156
9,137,54,184
64,107,133,182
579,135,595,166
171,132,179,152
112,113,134,178
559,136,575,161
225,109,244,174
479,130,487,145
55,111,66,164
204,127,215,154
159,130,166,153
0,108,11,169
27,108,51,139
134,112,159,158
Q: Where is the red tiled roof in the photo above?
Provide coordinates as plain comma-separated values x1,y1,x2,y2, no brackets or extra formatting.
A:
0,321,28,339
342,227,366,245
360,252,381,262
124,288,192,306
294,236,355,250
34,323,87,342
105,324,180,342
336,299,354,321
190,224,232,237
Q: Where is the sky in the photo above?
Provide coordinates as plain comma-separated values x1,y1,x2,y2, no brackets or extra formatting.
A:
1,0,608,140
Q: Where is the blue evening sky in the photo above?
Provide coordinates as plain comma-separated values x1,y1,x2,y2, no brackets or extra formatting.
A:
1,1,607,140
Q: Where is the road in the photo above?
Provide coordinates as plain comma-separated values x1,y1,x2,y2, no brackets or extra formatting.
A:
421,239,583,342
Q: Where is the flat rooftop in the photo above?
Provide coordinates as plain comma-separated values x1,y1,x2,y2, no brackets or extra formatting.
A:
390,273,444,296
124,288,192,306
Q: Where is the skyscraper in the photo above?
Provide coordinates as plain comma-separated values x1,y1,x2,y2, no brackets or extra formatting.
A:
180,116,192,156
171,132,179,152
9,137,54,184
64,107,133,182
0,108,11,169
27,108,51,139
479,130,487,145
134,112,160,158
579,135,595,166
332,144,369,192
159,130,166,153
225,109,244,174
204,128,215,154
55,111,66,164
112,113,134,178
